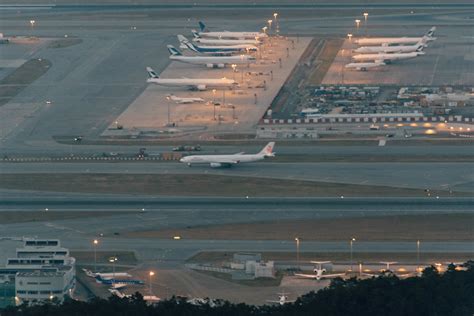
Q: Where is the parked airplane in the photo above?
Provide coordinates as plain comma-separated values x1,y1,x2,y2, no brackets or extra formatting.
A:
266,292,295,305
178,35,258,54
354,27,436,46
167,45,256,68
82,268,132,279
0,33,9,44
167,94,205,104
180,142,275,167
354,41,426,54
193,21,267,40
192,30,261,45
295,261,346,281
345,62,385,71
147,67,237,91
352,51,424,63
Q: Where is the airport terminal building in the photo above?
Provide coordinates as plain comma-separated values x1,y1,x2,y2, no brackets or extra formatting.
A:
0,239,75,305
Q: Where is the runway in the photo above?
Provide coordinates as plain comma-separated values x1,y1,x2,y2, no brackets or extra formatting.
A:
1,161,473,191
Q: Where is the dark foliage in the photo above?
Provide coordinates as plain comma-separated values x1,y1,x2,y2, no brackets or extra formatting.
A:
2,264,473,316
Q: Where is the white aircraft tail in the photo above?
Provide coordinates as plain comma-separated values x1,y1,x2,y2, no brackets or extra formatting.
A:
258,142,275,157
425,26,436,37
146,67,159,79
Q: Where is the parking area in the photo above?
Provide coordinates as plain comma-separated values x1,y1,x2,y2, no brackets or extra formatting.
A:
103,37,312,137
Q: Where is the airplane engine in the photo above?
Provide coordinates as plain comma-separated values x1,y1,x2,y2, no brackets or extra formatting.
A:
217,63,225,68
206,63,214,68
210,163,222,168
197,84,206,91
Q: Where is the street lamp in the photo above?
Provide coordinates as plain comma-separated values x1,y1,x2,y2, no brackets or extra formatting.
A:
350,237,356,271
262,26,267,36
355,19,361,28
363,12,369,21
417,240,421,269
347,33,353,41
93,239,99,273
149,271,155,295
295,237,300,270
267,19,273,33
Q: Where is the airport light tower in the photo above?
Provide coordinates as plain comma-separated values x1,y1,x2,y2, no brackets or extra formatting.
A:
267,19,273,34
29,20,36,36
295,237,300,270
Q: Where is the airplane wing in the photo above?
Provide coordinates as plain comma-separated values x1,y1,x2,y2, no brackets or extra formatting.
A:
111,283,127,290
294,273,320,279
320,273,345,279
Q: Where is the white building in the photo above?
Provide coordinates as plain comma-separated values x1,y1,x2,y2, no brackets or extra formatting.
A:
0,239,75,305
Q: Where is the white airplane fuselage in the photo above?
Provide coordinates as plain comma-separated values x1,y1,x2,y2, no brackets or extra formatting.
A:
352,52,421,62
170,54,256,67
181,154,265,166
198,31,266,39
148,78,236,90
345,62,385,71
194,38,261,45
355,37,434,46
354,44,423,54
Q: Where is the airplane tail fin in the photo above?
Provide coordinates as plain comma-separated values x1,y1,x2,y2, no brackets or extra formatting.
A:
191,29,201,38
146,67,159,79
425,26,436,37
259,142,275,157
167,45,182,56
177,34,189,44
198,21,207,32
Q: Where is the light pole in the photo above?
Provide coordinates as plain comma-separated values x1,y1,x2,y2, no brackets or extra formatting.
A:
347,33,353,42
29,20,35,36
295,237,300,270
109,256,118,282
93,239,98,273
417,240,420,269
212,89,216,120
363,13,369,35
231,64,237,81
267,19,273,34
273,13,279,35
355,19,361,29
165,95,171,126
149,271,155,295
350,237,356,271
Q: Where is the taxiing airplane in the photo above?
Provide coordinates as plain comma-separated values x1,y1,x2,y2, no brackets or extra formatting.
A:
167,45,256,68
192,30,261,45
180,142,275,167
167,94,205,104
95,275,144,285
193,21,267,40
354,41,426,54
266,292,295,305
354,27,436,46
178,35,258,54
295,261,346,281
345,62,385,71
147,67,237,91
352,51,423,63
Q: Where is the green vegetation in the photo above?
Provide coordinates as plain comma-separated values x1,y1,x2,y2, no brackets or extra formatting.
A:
2,264,473,315
0,173,452,197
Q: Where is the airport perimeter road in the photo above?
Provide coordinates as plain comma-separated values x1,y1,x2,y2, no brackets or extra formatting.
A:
1,161,473,191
